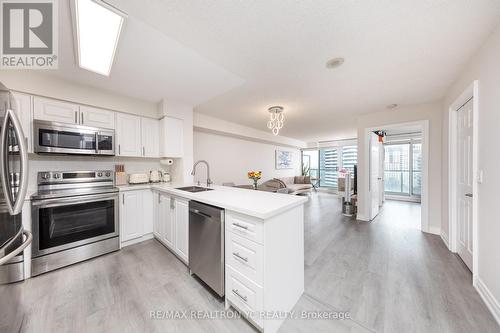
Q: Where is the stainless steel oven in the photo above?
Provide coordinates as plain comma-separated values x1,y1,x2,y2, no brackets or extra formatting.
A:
31,170,119,276
34,120,114,155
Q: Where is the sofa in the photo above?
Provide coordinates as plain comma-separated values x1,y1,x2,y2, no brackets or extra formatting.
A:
260,176,313,195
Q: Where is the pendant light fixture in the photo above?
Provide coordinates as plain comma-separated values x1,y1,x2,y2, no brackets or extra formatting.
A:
267,106,284,136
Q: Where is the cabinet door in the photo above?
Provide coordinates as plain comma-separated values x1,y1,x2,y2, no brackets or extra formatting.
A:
120,191,144,242
11,92,33,153
115,113,141,156
141,118,159,158
159,194,175,249
33,97,79,124
174,198,189,263
142,190,153,234
160,117,184,157
80,105,115,129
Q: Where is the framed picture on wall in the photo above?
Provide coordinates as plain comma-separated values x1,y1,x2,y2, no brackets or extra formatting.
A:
276,149,293,169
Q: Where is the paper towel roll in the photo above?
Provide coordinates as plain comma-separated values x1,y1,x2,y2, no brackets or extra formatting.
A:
160,159,174,166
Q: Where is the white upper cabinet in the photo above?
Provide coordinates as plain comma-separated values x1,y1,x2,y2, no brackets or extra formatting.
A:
80,105,115,129
115,113,141,157
160,116,184,158
141,117,160,158
11,92,33,153
33,97,79,124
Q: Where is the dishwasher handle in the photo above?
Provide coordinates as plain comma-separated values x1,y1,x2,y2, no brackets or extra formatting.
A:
189,208,212,219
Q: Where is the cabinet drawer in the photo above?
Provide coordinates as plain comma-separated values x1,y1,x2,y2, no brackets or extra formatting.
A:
226,212,263,244
226,232,263,286
226,266,263,327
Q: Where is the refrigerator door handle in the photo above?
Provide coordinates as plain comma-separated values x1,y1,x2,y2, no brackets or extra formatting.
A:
0,109,29,215
0,230,32,266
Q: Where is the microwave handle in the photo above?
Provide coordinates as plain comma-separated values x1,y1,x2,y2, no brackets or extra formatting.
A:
95,132,99,154
0,109,29,215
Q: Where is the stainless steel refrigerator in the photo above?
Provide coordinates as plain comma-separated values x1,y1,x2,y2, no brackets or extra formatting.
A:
0,82,31,284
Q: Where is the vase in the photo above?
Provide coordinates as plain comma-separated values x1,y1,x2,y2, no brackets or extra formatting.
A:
253,179,258,190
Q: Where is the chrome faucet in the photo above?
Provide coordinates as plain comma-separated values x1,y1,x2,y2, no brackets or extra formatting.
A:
191,160,213,187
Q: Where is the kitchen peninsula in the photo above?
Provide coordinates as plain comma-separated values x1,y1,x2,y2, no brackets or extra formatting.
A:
118,183,308,333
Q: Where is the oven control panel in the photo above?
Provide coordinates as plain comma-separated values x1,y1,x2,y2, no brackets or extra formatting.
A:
37,170,114,184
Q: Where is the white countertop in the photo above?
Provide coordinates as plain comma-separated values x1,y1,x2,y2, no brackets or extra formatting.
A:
117,183,308,220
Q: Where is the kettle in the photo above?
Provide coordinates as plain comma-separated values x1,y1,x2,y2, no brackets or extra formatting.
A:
150,170,161,183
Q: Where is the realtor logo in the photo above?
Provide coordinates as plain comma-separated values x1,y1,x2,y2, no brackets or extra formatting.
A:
1,0,58,69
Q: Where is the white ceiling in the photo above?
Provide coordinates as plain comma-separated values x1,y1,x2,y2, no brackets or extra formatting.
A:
51,0,244,106
53,1,500,142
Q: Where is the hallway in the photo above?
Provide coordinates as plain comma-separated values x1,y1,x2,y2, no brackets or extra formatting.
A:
304,192,498,332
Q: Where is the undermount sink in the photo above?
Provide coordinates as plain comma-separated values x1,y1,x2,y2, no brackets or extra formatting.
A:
175,186,214,193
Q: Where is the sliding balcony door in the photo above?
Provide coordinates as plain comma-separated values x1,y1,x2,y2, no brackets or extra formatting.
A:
384,140,421,200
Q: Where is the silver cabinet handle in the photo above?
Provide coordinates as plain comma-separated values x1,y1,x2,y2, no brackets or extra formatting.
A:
232,289,248,302
465,193,473,198
75,111,77,124
81,112,84,124
118,144,121,155
143,146,145,156
122,194,125,205
233,223,248,230
233,252,248,262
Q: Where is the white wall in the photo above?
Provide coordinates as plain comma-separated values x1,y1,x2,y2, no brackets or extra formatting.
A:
356,102,443,232
193,130,301,186
1,71,158,118
441,21,500,313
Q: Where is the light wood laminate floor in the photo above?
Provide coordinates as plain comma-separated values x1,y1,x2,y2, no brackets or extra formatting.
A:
1,193,498,332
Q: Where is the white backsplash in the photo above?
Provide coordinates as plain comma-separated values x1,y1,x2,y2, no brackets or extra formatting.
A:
27,154,170,194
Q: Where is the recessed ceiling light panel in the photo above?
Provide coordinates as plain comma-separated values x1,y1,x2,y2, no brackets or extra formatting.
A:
326,57,345,69
72,0,127,76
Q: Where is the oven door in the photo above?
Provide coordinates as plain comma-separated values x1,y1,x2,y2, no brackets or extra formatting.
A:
31,192,119,257
34,121,98,155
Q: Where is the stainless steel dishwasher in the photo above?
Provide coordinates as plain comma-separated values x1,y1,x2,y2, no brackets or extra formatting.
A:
189,200,225,297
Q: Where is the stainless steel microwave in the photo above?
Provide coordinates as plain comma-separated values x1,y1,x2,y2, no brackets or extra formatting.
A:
34,120,114,156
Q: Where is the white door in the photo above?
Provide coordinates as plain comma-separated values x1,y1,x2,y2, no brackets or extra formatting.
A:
160,116,184,157
142,190,153,234
11,92,33,153
141,118,160,157
160,194,175,249
33,97,79,124
457,98,474,271
120,191,144,242
80,106,115,129
174,198,189,263
116,113,141,156
369,132,381,220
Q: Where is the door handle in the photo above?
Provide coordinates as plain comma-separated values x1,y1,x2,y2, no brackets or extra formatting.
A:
233,252,248,262
0,230,32,266
75,111,78,124
189,208,211,218
232,289,248,302
465,193,473,198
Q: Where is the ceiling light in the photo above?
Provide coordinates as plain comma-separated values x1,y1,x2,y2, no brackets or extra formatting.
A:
326,57,345,69
267,106,284,136
72,0,127,76
387,103,398,109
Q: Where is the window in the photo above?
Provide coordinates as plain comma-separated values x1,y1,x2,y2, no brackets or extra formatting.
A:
384,140,421,197
301,144,358,192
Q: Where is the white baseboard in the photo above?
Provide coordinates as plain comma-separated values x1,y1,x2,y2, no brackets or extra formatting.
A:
475,277,500,326
424,226,441,235
440,232,450,250
121,233,154,248
356,214,370,222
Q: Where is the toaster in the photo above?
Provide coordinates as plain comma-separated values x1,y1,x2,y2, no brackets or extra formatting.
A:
128,173,149,184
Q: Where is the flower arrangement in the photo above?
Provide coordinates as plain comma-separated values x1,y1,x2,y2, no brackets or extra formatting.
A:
248,171,262,190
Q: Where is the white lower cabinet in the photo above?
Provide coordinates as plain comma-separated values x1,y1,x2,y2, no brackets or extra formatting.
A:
153,191,189,264
119,189,153,245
